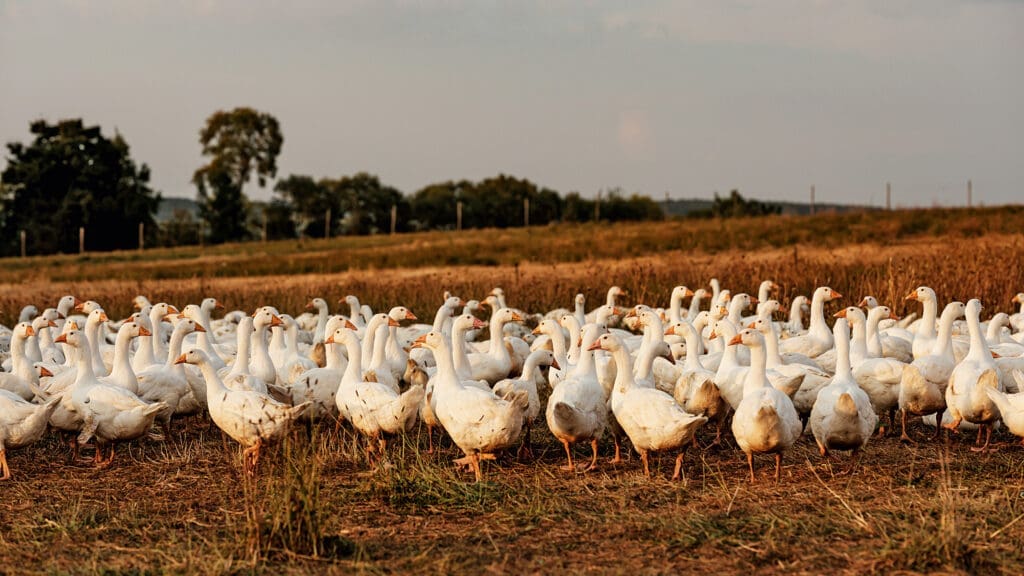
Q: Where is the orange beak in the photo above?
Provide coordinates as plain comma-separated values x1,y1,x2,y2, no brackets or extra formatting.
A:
728,334,743,346
344,319,357,330
510,312,524,323
215,301,225,310
834,309,848,318
889,312,900,320
831,291,843,299
55,333,68,344
305,301,314,310
664,325,676,336
405,311,417,320
586,340,602,351
388,317,400,327
98,312,109,322
167,305,180,314
39,366,54,378
857,298,868,307
174,353,187,365
684,288,694,298
624,308,637,319
905,291,918,301
47,320,57,328
1012,294,1022,304
270,315,284,327
73,302,85,312
992,351,1001,359
67,321,79,330
473,318,488,329
25,326,35,337
325,335,335,344
746,321,757,329
139,326,152,337
708,330,717,340
551,358,560,370
532,326,543,335
194,324,207,333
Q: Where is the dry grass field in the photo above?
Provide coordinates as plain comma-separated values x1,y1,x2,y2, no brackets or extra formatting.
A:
1,208,1023,575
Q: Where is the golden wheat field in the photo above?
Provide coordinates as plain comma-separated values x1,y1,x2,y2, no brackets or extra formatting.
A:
1,209,1024,575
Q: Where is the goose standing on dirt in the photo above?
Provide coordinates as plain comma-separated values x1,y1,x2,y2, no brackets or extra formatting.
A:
944,299,1003,451
0,389,61,480
906,286,939,359
178,349,310,474
666,319,728,446
730,329,803,483
493,349,557,459
810,319,878,462
593,332,706,481
412,331,529,482
546,322,608,472
898,301,964,442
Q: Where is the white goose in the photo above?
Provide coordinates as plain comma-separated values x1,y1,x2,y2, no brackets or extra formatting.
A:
412,331,529,482
666,320,728,446
839,306,905,435
594,332,706,481
0,323,40,400
283,316,353,422
178,349,310,474
493,349,557,458
898,301,965,442
328,326,424,465
729,329,803,483
906,286,939,359
810,318,878,460
56,329,166,467
219,316,268,394
546,322,608,472
944,299,1003,451
779,286,842,358
0,389,61,479
135,318,202,434
467,308,523,385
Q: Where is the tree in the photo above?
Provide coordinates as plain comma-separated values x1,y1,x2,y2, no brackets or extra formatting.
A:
324,173,407,235
409,180,474,230
193,107,283,244
273,175,337,238
709,189,781,218
0,119,160,255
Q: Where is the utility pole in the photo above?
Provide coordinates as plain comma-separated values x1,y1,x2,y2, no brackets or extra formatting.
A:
325,207,331,239
967,179,973,208
809,185,816,216
19,230,26,258
456,201,463,231
79,227,85,254
523,197,530,227
886,182,891,210
595,189,602,222
390,204,397,235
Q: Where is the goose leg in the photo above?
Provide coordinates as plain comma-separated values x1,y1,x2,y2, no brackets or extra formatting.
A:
559,439,575,472
899,410,916,444
469,453,482,482
671,449,687,482
0,449,9,481
517,423,534,461
585,439,599,472
609,437,623,465
974,425,985,447
425,424,435,454
970,425,994,453
746,452,756,483
942,415,962,433
639,449,650,478
774,452,783,483
932,412,944,441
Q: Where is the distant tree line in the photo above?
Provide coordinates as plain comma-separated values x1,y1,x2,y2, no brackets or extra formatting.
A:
0,110,668,255
688,189,782,218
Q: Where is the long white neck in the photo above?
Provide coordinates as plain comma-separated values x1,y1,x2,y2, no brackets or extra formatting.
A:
428,339,462,393
610,343,635,396
930,306,960,358
965,304,994,368
521,353,545,383
682,325,705,372
340,333,363,386
641,315,664,348
865,312,884,357
545,325,568,369
809,290,831,343
200,306,220,346
431,305,451,333
834,322,853,381
85,319,108,377
741,342,769,397
150,310,168,362
369,325,388,370
314,303,329,343
361,317,382,368
73,337,97,385
10,333,33,382
574,328,600,379
670,290,685,324
197,358,228,400
714,322,739,373
108,330,137,388
488,315,508,357
761,324,784,369
563,318,582,365
325,341,344,370
164,326,189,378
849,318,868,364
917,294,937,339
228,322,253,378
789,300,805,331
574,298,586,328
450,323,474,380
687,293,704,322
634,343,660,381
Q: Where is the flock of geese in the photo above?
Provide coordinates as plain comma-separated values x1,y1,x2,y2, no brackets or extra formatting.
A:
1,282,1024,483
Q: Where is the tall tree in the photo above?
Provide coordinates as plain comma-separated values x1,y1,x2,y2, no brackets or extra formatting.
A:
193,107,283,243
324,173,408,235
273,174,338,238
0,119,160,255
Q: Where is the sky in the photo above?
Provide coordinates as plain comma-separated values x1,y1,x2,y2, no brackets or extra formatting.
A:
1,0,1022,207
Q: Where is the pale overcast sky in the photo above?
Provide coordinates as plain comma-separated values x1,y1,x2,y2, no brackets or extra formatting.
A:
2,1,1021,206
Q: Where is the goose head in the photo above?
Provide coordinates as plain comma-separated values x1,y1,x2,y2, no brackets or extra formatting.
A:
74,300,103,314
119,320,150,339
988,312,1010,330
531,318,560,337
1013,293,1024,305
324,322,360,346
527,349,558,371
174,349,210,366
13,321,34,340
834,306,866,326
85,309,109,330
493,308,524,326
716,290,732,307
608,286,628,301
587,332,625,353
905,286,935,303
692,288,708,301
728,328,764,349
672,286,695,301
759,299,780,317
57,295,79,313
858,296,879,309
252,309,284,330
411,330,446,352
202,297,225,313
867,305,898,325
574,293,586,307
453,313,488,333
31,316,57,334
133,295,152,310
54,329,86,348
816,286,842,302
388,306,417,322
306,297,327,311
172,317,204,335
42,307,63,322
152,302,180,321
664,320,698,339
624,304,652,319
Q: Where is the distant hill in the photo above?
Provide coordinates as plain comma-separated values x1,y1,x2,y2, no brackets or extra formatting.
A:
156,196,200,222
660,198,877,217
